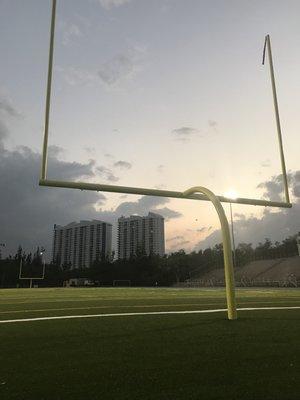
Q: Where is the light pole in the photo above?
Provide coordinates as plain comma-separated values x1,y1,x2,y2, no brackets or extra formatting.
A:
224,190,238,268
297,232,300,257
229,202,236,268
0,243,5,260
40,247,46,278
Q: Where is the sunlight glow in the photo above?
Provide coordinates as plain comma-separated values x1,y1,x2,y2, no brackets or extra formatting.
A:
224,189,238,200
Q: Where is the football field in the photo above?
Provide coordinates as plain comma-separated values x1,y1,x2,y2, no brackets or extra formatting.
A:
1,287,300,400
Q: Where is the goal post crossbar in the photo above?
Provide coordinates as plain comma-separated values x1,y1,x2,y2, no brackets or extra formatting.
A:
19,259,46,281
39,179,292,209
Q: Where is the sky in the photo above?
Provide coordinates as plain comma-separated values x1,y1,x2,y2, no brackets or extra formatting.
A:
0,0,299,260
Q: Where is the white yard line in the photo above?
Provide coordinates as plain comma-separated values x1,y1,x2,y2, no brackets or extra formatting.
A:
1,300,300,314
1,306,300,324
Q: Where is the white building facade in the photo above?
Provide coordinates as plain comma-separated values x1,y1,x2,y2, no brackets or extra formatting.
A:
118,212,165,259
52,220,112,269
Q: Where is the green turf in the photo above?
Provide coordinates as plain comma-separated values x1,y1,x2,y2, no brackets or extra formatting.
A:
0,288,300,400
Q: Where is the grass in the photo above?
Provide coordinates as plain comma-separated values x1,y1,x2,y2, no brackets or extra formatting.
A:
0,287,300,399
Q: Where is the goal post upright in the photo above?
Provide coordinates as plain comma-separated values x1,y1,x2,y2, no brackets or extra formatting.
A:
41,0,56,180
263,34,290,204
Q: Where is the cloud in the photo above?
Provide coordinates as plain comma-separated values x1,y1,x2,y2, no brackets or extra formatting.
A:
196,171,300,251
96,166,119,182
55,66,95,86
257,172,296,201
114,196,182,221
0,96,21,118
0,94,21,147
114,160,132,169
208,120,218,130
48,145,65,158
98,46,145,86
172,240,190,248
168,237,190,251
260,159,271,168
167,236,184,242
0,120,8,144
196,226,212,233
60,22,82,46
171,126,199,142
293,171,300,198
157,165,164,173
0,141,106,259
154,207,182,221
85,147,96,155
96,0,132,10
187,226,212,234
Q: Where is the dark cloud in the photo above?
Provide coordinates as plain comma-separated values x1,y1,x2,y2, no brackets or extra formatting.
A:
96,166,119,182
114,160,132,169
0,142,106,259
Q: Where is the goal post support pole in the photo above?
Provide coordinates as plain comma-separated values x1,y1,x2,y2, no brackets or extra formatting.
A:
183,186,237,320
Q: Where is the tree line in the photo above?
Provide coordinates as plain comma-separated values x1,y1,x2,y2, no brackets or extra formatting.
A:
0,235,298,288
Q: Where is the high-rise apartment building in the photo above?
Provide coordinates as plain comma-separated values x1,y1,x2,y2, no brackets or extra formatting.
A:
118,212,165,259
52,220,112,269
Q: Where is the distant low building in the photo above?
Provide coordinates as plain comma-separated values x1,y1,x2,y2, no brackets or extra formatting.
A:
63,278,94,287
52,220,112,269
118,212,165,259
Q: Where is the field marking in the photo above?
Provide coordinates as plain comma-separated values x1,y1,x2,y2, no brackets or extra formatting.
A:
1,306,300,324
1,295,300,306
1,300,300,315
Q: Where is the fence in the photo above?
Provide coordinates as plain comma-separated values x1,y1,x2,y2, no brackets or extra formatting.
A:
175,276,299,288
